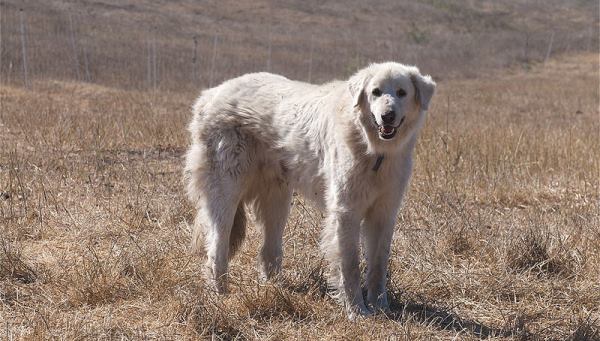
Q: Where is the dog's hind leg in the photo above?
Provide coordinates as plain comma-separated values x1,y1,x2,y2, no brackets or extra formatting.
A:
186,129,251,294
194,177,243,294
250,181,292,281
229,203,247,259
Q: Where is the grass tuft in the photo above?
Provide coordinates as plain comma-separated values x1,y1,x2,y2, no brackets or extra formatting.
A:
507,228,584,278
0,239,40,284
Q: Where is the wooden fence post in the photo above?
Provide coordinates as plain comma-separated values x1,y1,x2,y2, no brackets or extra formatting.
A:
544,32,555,64
266,26,272,72
68,13,81,81
146,38,152,88
82,43,91,82
152,36,157,89
307,34,314,82
19,9,30,89
209,34,218,88
192,35,198,84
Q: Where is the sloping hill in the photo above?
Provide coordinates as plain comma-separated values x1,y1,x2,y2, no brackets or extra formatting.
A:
1,0,598,89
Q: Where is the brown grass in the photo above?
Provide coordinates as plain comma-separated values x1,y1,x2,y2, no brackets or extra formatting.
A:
1,51,599,339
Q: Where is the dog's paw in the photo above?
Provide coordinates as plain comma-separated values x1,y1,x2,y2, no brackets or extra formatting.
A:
371,304,391,316
347,303,374,320
368,292,390,314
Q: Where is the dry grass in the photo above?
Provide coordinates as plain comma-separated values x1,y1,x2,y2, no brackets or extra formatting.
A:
1,52,599,339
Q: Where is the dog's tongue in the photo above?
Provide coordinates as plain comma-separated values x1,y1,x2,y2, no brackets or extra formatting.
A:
380,125,395,135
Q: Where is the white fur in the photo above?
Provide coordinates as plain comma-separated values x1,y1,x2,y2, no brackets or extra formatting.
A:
183,63,436,318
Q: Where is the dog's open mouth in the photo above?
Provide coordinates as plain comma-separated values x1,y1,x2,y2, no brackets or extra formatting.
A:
376,116,405,140
379,125,397,139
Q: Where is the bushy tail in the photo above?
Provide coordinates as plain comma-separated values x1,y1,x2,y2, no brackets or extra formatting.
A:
229,203,247,259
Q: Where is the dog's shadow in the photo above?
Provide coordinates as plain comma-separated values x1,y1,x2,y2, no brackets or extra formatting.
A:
282,268,520,338
384,292,521,339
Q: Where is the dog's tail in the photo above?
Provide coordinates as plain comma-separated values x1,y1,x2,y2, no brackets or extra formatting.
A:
229,203,247,259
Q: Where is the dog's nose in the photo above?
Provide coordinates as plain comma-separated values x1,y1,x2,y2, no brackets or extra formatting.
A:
381,110,395,124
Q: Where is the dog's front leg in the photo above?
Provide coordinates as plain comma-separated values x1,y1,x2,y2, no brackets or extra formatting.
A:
363,209,396,313
363,176,408,312
322,210,371,318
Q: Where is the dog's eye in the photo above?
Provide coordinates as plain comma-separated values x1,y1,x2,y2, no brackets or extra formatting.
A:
371,88,382,97
396,89,407,97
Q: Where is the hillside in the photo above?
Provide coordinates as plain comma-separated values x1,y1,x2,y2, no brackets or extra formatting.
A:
1,0,598,90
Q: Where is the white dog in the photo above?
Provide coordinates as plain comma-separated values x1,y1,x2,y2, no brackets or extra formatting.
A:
184,63,435,318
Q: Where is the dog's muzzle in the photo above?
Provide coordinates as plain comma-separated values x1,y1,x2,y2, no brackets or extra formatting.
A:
373,114,405,140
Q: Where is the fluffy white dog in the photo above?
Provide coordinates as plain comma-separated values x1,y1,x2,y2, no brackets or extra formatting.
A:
184,63,435,318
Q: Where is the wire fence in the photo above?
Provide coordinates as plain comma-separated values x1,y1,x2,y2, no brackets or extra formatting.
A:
1,5,597,92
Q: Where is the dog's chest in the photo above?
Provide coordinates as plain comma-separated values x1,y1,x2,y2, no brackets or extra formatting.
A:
287,155,396,210
289,167,326,207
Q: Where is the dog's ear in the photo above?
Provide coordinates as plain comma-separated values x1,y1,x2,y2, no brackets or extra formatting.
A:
348,69,370,108
410,72,436,111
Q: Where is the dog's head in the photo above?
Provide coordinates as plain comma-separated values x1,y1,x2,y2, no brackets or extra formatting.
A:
348,63,436,152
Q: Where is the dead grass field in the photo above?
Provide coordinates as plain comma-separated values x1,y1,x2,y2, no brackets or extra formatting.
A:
1,52,599,339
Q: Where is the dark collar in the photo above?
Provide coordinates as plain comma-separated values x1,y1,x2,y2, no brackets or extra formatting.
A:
372,154,385,172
